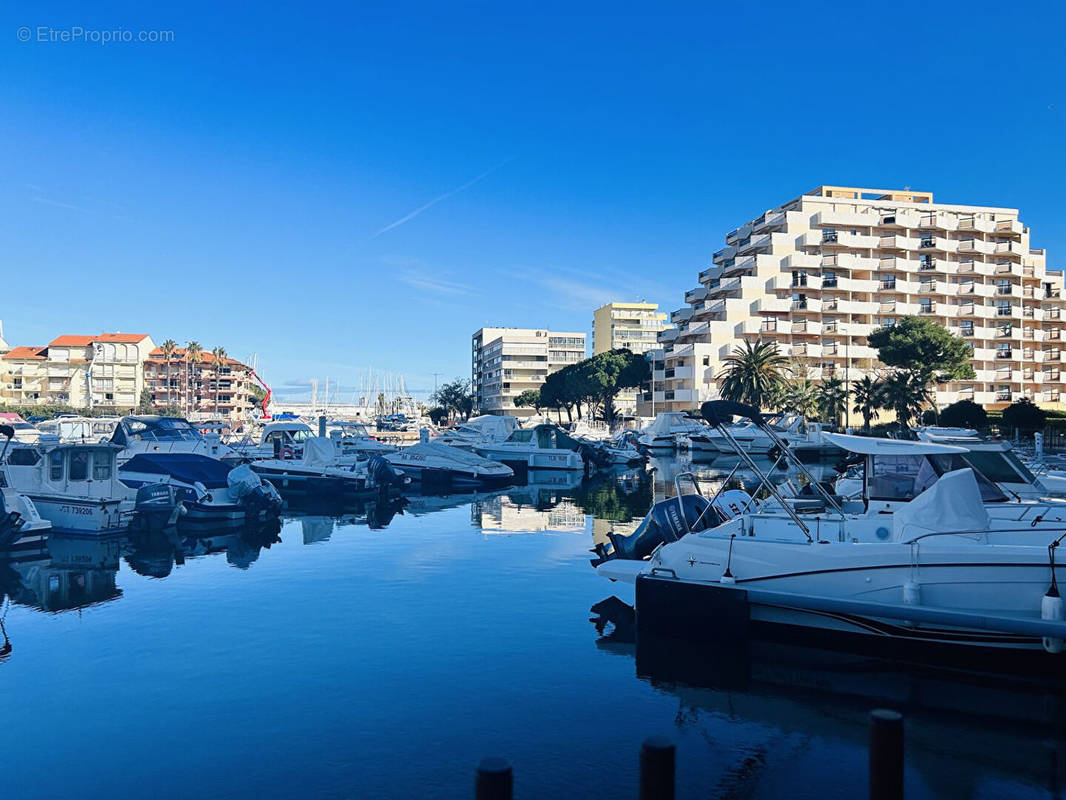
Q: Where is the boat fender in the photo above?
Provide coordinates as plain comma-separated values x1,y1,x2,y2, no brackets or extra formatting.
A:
902,581,921,606
1042,594,1064,654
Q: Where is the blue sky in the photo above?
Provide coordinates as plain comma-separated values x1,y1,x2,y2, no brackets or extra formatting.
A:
2,1,1063,402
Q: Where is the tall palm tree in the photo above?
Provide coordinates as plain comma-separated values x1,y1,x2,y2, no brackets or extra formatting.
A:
185,341,203,416
160,339,178,411
815,377,848,427
716,340,790,410
880,370,931,430
211,346,227,415
783,379,819,419
852,375,885,431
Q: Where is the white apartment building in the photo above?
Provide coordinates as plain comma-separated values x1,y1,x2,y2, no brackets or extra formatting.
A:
593,301,669,415
640,185,1066,414
1,333,156,411
472,327,587,419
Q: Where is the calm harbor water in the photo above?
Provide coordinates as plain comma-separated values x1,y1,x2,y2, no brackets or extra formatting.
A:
1,456,1063,799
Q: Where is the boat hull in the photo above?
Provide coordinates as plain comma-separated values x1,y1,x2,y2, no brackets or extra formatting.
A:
23,494,130,535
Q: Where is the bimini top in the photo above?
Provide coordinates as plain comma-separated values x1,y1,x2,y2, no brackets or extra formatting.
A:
822,432,969,456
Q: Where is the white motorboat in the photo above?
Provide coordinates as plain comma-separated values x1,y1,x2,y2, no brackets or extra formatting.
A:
434,415,518,449
473,423,585,471
249,436,407,504
327,421,399,458
0,414,41,443
110,415,238,464
1,431,181,535
572,430,645,466
594,400,1066,665
385,441,513,489
36,416,118,443
637,412,706,451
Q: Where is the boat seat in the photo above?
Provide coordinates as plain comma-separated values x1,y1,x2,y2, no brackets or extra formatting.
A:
785,498,827,512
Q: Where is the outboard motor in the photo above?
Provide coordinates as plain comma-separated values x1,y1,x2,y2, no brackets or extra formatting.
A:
595,494,723,565
134,483,183,529
367,455,407,490
0,491,23,550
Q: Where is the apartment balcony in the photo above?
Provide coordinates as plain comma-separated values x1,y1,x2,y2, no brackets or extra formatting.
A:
783,252,821,270
918,303,937,315
757,296,793,313
671,307,694,324
959,216,996,234
791,320,822,335
752,210,787,232
659,328,679,343
725,223,753,245
879,255,911,270
995,350,1014,360
712,245,738,264
995,241,1025,258
995,219,1024,237
880,280,898,291
698,265,724,282
918,281,937,293
685,286,709,303
958,238,994,256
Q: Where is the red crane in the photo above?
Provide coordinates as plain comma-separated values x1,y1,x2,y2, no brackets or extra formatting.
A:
249,369,272,420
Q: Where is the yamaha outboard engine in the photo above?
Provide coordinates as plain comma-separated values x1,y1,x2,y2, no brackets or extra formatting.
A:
594,494,721,565
134,483,182,529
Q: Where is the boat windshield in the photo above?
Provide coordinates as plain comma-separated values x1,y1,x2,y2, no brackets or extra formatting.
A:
867,453,1008,503
127,418,201,442
961,449,1038,485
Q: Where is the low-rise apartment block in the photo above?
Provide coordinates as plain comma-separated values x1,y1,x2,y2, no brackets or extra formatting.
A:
1,333,155,411
144,348,259,419
641,185,1066,414
593,301,669,415
472,327,587,418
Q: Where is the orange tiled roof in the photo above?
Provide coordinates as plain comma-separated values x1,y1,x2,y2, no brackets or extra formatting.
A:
49,333,149,346
147,348,248,368
2,346,47,360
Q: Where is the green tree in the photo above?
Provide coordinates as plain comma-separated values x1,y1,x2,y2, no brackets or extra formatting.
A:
185,341,203,417
851,375,885,431
427,406,449,425
939,399,988,430
160,339,178,410
880,370,931,429
430,378,474,422
782,379,819,418
137,386,155,413
815,377,848,427
211,346,227,416
513,389,542,413
579,349,650,426
716,340,790,410
1002,398,1047,434
867,317,975,384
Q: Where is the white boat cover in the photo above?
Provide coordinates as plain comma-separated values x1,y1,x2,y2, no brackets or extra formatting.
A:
302,436,337,467
390,442,511,474
227,464,262,499
456,415,517,442
643,412,702,435
892,468,990,541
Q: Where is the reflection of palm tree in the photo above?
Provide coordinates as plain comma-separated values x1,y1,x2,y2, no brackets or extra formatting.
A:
716,340,790,409
160,339,177,411
185,341,203,416
852,376,885,431
211,346,227,416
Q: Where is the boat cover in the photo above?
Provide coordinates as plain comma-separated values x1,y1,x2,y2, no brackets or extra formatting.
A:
643,412,703,436
302,436,337,467
121,453,232,489
389,441,512,474
892,467,990,541
459,415,517,442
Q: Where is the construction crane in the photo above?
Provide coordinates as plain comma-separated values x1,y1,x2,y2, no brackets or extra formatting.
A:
249,369,272,420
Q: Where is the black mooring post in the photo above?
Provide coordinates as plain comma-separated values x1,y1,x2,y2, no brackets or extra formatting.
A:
476,757,513,800
869,709,903,800
640,736,675,800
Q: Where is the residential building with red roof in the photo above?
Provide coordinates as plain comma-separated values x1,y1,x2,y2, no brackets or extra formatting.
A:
144,348,258,419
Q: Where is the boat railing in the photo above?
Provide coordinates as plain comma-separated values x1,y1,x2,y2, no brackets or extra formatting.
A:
901,526,1066,545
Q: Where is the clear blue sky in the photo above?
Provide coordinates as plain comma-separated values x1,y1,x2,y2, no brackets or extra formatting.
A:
2,1,1063,402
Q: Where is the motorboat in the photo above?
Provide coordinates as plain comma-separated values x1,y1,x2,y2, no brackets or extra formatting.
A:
36,416,118,443
472,423,585,471
119,453,282,528
594,401,1066,666
434,415,518,448
385,440,513,489
327,421,399,457
0,414,40,443
637,412,706,451
249,436,408,502
110,416,239,464
571,429,645,466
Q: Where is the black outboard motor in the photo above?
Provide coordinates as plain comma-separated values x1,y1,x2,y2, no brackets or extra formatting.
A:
134,483,181,530
367,455,407,490
594,494,721,565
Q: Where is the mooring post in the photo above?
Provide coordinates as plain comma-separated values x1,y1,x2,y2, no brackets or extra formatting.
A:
640,736,675,800
476,757,513,800
869,709,903,800
318,414,326,437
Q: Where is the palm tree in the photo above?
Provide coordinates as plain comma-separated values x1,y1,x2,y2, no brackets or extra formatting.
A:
160,339,178,411
211,346,227,415
763,382,788,413
880,370,931,430
852,375,884,431
716,340,790,410
185,341,203,416
783,379,819,419
815,377,848,427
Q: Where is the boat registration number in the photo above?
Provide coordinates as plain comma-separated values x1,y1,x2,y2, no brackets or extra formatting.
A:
59,505,94,516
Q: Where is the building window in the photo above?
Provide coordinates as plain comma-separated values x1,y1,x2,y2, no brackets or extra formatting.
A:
919,298,932,314
961,321,974,336
997,300,1011,316
997,279,1012,295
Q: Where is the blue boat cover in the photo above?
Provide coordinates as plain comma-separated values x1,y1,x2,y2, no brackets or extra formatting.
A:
121,453,232,489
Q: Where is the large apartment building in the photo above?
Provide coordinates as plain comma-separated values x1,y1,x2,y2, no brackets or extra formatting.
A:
143,347,260,419
641,185,1066,414
593,301,669,415
1,333,155,411
471,327,587,418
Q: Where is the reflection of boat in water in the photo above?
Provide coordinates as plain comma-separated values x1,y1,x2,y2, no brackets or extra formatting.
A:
5,534,124,612
590,596,1066,799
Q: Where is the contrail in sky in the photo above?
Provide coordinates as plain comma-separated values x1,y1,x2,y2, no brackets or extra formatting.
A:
371,157,513,238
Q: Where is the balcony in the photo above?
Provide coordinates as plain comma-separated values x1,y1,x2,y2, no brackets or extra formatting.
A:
880,280,897,290
918,259,936,271
821,277,838,288
919,238,936,249
996,351,1013,360
792,299,808,311
821,232,839,245
918,281,937,293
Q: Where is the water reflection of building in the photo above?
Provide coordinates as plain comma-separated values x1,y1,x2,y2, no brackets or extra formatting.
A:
8,535,123,612
474,495,587,534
